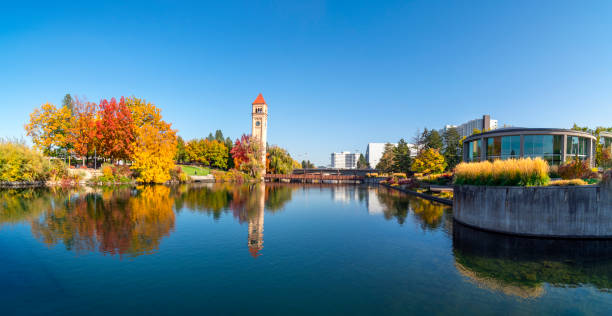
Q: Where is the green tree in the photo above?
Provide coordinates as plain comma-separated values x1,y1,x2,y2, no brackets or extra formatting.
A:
175,136,187,163
357,154,369,169
443,127,462,170
214,130,224,142
376,143,396,173
424,130,444,150
206,132,215,141
62,93,74,114
225,137,234,169
393,139,412,174
301,160,315,168
267,146,294,174
411,148,446,175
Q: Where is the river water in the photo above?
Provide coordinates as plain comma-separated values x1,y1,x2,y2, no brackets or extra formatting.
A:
0,184,611,315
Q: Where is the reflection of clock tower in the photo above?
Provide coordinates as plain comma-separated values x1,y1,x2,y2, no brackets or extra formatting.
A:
251,93,268,169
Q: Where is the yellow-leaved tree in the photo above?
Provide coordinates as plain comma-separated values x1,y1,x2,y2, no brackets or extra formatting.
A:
411,148,446,175
127,97,178,183
25,103,73,157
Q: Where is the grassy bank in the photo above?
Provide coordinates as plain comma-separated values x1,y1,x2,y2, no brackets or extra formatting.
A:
180,165,210,176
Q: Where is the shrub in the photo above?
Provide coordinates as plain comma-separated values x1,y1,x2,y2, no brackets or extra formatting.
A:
548,165,560,179
169,166,190,183
47,159,69,181
392,173,407,178
0,140,47,182
101,163,114,179
558,158,596,180
418,172,454,185
366,173,378,178
454,158,550,186
548,179,588,186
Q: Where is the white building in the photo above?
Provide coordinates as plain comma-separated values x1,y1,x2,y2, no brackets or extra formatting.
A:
366,142,417,169
446,115,498,138
331,151,360,169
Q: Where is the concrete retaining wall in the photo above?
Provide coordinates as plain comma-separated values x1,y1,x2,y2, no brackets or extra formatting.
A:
454,181,612,238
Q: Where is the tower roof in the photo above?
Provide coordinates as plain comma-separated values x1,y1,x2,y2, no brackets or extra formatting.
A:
252,93,266,104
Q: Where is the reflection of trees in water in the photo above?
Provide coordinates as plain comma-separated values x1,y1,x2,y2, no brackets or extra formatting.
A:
174,183,294,222
0,188,61,226
28,186,175,258
453,222,612,298
375,187,447,229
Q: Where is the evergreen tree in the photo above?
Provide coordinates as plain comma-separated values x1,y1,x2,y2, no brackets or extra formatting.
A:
206,133,215,141
214,129,224,142
393,139,412,174
301,160,315,168
443,127,462,170
357,154,369,169
62,93,74,114
425,130,444,150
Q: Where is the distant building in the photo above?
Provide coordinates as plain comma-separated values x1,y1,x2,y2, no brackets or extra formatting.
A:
447,115,498,138
366,142,417,169
331,151,360,169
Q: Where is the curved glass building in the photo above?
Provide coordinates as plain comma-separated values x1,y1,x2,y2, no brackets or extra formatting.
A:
462,128,596,166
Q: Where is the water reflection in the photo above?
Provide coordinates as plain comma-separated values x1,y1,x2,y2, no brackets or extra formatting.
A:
370,186,449,230
0,184,453,258
31,186,176,258
452,222,612,298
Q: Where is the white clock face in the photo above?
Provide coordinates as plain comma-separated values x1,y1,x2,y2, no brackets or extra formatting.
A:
256,121,261,127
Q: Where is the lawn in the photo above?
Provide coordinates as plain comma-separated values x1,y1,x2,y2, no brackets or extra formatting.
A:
180,165,210,176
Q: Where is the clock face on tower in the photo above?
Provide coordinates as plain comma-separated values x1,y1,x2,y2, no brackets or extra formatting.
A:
256,121,261,127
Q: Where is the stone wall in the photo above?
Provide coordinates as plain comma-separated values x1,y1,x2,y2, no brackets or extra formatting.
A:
453,172,612,237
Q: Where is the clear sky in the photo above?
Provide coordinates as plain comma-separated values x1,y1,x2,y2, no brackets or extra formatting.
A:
1,0,611,166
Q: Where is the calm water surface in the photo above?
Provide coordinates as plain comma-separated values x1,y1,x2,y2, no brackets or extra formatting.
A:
1,184,611,315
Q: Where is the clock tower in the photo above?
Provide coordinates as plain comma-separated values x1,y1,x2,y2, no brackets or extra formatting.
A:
251,93,268,169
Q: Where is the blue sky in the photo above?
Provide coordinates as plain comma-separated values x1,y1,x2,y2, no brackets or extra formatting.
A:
1,0,611,165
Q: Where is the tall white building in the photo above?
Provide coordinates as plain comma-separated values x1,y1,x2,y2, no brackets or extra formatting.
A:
446,115,498,138
331,151,360,169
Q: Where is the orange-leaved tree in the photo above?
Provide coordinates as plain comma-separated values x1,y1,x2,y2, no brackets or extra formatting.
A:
69,99,99,166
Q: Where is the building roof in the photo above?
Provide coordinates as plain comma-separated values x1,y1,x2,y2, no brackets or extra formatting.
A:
252,93,266,104
464,127,596,142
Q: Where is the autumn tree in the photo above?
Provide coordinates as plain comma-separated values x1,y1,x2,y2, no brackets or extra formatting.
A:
376,143,396,173
96,97,135,162
25,102,73,157
411,148,446,175
131,123,177,183
267,146,294,174
69,100,98,166
230,134,264,178
126,96,178,183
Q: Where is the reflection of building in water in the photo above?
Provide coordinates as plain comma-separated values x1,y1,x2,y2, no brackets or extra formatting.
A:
331,186,359,204
452,221,612,298
365,188,384,215
248,184,265,258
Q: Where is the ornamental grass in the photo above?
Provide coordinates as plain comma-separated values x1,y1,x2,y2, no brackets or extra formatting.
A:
454,158,550,186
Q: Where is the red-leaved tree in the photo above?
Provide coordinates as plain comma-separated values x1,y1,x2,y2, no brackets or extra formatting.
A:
96,97,135,162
